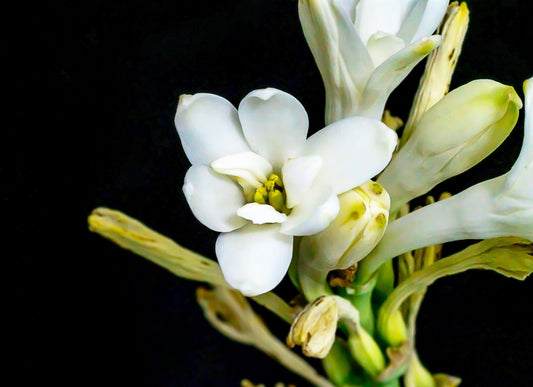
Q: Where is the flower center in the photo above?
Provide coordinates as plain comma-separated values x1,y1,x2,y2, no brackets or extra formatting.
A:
253,173,289,214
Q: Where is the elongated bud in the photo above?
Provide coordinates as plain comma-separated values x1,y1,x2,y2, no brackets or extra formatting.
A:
300,181,390,273
380,79,522,213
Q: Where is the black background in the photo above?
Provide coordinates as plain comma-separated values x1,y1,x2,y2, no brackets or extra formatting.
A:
10,0,533,386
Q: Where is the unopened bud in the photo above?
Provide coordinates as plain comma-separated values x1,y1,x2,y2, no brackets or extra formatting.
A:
299,181,390,272
380,79,522,213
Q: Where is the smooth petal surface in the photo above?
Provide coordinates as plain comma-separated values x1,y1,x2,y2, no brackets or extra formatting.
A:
303,116,398,194
355,0,407,43
505,77,533,196
299,0,373,123
238,88,309,170
216,224,293,296
280,185,340,236
237,203,287,224
360,35,441,117
398,0,449,42
183,165,247,232
366,32,405,67
282,155,323,208
175,93,250,165
211,151,273,189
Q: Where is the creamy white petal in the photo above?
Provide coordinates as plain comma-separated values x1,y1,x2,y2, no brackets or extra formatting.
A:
280,185,340,236
366,32,405,67
298,0,373,124
216,224,293,296
282,155,323,208
238,88,309,170
237,203,287,224
359,35,441,118
211,152,273,189
398,0,449,43
183,165,247,232
303,116,398,194
505,77,533,197
175,93,250,165
355,0,408,43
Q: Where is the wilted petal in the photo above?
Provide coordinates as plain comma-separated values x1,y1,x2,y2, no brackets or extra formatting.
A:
175,93,250,165
216,224,293,296
282,155,323,208
183,165,247,232
238,88,309,170
237,203,287,224
303,116,398,194
280,185,340,236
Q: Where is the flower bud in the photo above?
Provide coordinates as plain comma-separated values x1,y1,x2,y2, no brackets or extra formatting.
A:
379,79,522,213
286,296,339,359
299,181,390,272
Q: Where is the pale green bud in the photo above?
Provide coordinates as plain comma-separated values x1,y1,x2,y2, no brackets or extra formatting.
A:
299,181,390,273
347,326,386,377
380,79,522,213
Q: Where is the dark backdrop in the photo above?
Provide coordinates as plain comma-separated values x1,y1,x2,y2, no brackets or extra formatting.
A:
11,0,533,386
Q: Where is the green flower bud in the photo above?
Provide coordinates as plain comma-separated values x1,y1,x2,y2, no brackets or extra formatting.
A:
380,79,522,213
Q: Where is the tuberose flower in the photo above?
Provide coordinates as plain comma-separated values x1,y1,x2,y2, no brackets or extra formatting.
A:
298,0,448,122
175,88,397,296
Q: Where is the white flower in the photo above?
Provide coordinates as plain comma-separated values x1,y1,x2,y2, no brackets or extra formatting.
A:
361,77,533,270
298,0,448,122
175,88,397,296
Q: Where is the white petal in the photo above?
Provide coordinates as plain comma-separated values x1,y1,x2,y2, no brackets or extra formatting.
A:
298,0,373,123
505,77,533,197
303,116,398,194
238,88,309,170
175,93,250,165
282,155,323,208
280,186,340,236
398,0,449,43
359,35,441,118
237,203,287,224
183,165,247,232
366,32,405,67
355,0,409,43
216,224,293,296
211,152,273,189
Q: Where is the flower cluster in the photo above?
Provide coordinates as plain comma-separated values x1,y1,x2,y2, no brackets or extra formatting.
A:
168,1,532,382
91,1,533,386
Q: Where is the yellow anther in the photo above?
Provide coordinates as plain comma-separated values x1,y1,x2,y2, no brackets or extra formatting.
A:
251,174,288,213
265,179,276,191
254,187,268,204
268,190,287,213
268,173,283,188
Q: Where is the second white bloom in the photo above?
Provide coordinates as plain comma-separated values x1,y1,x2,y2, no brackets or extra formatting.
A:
176,88,397,296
